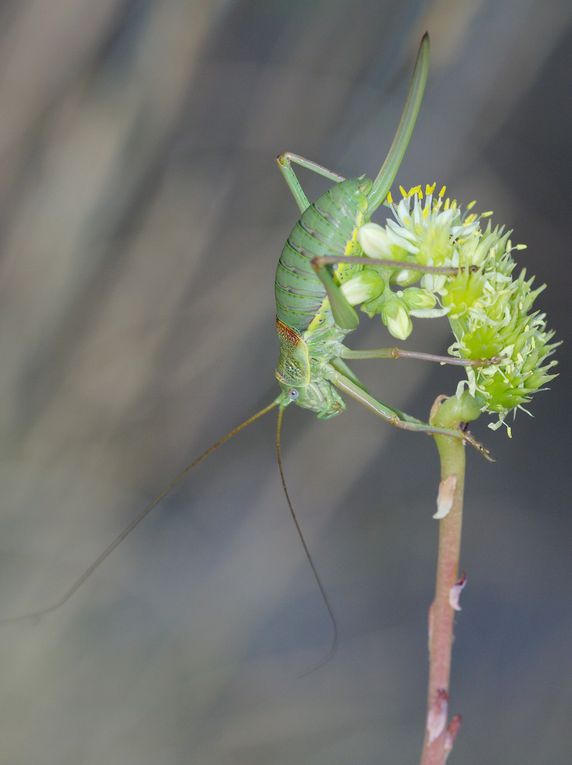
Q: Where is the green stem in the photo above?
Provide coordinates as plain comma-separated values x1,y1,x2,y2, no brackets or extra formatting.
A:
419,393,480,765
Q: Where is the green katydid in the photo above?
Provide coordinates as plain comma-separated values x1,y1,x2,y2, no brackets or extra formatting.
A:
1,36,496,667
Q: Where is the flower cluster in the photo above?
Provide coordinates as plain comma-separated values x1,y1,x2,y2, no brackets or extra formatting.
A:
356,184,558,428
356,184,482,339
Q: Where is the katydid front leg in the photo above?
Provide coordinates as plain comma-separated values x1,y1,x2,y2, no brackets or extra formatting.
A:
325,363,493,461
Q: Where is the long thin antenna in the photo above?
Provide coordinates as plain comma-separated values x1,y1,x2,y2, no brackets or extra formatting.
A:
2,399,279,625
275,406,338,674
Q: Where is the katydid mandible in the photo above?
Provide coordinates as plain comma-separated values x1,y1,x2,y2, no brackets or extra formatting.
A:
1,36,493,658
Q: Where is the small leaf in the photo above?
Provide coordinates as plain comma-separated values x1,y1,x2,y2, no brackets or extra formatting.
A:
434,475,457,519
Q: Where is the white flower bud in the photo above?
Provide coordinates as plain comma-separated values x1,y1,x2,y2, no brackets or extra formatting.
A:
421,273,447,293
402,287,437,310
409,307,450,319
393,269,419,286
341,269,385,305
381,298,412,340
357,223,393,258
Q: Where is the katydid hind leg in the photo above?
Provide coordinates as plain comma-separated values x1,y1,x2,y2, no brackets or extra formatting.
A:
276,151,346,213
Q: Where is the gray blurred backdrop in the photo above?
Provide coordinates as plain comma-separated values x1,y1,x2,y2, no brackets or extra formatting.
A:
0,2,570,764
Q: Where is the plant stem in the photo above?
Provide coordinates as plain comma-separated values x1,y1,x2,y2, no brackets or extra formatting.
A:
419,394,479,765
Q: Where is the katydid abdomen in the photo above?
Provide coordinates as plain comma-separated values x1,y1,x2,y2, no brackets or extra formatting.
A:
274,177,372,331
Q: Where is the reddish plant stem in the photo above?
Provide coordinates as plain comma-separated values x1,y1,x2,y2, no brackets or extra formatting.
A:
419,395,476,765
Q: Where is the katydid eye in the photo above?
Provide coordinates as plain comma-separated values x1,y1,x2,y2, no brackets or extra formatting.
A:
288,389,299,401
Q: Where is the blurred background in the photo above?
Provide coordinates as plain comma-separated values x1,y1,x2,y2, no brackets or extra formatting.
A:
0,1,570,763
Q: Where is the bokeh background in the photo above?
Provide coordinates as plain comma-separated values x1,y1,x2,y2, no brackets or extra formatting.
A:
0,1,570,763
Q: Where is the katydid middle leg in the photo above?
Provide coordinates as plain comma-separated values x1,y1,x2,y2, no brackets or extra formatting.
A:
341,347,501,367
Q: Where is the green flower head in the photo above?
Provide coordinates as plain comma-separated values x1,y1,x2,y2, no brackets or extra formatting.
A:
448,256,558,430
358,184,558,432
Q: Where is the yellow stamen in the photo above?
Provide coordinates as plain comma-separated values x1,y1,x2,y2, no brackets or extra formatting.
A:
386,190,393,205
439,185,447,198
466,200,477,210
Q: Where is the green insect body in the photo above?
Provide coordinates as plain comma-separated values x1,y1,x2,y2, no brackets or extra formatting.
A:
275,177,373,419
269,34,453,432
0,33,494,631
271,35,493,457
275,177,371,331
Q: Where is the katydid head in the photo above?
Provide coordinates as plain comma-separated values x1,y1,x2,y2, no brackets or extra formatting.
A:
275,318,345,419
276,379,345,419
